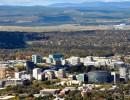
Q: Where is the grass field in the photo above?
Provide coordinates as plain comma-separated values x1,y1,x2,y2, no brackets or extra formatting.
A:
0,24,130,32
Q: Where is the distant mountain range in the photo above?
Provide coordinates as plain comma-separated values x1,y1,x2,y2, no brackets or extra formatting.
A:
0,2,130,26
48,2,130,8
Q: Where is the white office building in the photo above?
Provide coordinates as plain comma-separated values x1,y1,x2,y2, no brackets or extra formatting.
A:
119,67,127,78
21,74,32,80
67,56,80,66
38,73,45,81
33,68,41,79
15,71,28,79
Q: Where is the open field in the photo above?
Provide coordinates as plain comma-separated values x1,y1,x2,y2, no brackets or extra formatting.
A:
0,24,130,32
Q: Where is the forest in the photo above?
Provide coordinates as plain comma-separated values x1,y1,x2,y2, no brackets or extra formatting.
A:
0,30,129,60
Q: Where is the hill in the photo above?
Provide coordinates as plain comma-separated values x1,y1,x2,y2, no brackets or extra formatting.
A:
48,2,130,8
0,2,130,27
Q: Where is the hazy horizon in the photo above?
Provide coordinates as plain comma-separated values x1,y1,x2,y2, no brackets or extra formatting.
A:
0,0,130,6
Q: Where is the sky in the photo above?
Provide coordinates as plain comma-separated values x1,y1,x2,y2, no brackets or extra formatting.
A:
0,0,130,6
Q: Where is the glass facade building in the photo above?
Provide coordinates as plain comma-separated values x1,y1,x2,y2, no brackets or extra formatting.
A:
88,71,111,83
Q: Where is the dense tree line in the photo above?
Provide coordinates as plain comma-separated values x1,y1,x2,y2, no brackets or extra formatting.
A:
0,30,129,60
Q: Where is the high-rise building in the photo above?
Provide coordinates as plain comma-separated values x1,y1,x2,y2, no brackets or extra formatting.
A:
57,69,66,79
32,55,41,64
33,68,41,79
111,72,120,84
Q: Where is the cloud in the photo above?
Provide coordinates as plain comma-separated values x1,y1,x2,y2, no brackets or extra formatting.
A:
105,0,110,2
2,0,32,2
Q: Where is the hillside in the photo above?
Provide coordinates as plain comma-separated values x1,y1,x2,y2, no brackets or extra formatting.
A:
0,31,48,49
0,3,130,26
0,30,129,57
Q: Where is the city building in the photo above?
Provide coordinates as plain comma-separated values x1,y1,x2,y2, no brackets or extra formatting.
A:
25,61,34,70
67,56,81,66
33,68,41,80
119,67,128,79
32,55,41,64
42,57,47,63
53,60,62,66
66,80,81,86
68,74,76,81
60,89,70,95
77,74,88,82
0,68,7,79
15,71,28,79
44,70,56,80
0,96,15,100
0,64,9,68
111,72,120,84
49,54,64,61
0,79,6,87
61,60,67,66
5,79,27,86
88,71,111,83
46,54,64,64
38,73,45,81
40,89,61,95
57,69,66,79
21,74,32,80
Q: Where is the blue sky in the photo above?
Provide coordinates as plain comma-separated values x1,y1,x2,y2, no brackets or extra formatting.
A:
0,0,130,6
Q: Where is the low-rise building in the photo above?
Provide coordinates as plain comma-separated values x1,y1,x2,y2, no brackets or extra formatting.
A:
77,74,88,82
0,95,15,100
59,89,70,95
40,89,61,95
68,74,76,81
67,56,81,66
5,79,27,86
21,74,32,80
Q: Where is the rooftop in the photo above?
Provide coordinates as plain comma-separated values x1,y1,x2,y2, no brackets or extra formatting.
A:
40,89,60,92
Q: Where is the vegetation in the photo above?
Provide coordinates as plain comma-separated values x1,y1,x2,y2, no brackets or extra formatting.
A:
0,30,129,60
0,6,130,26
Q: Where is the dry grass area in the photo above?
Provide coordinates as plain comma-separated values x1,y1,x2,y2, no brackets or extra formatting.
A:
0,24,109,32
0,24,130,32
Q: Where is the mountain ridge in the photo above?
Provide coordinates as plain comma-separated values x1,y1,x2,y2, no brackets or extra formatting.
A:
48,2,130,8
